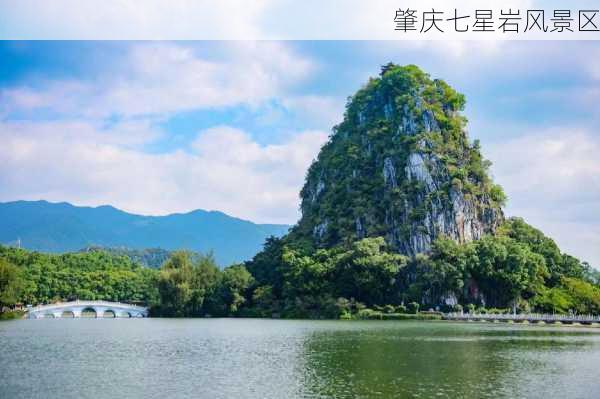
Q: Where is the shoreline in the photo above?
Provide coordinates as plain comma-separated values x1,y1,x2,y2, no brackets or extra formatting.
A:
8,314,600,329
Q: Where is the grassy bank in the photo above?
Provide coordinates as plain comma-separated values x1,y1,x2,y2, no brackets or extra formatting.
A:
0,310,25,320
343,310,443,321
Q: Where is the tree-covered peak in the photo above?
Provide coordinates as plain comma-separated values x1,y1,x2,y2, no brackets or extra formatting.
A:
342,63,466,134
293,64,504,255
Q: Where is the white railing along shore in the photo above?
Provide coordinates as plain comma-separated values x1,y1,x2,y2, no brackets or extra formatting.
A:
444,312,600,322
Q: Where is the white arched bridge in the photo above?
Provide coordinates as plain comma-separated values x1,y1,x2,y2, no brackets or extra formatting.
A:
27,300,149,319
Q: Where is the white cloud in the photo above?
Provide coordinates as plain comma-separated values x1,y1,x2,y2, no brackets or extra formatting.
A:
105,42,314,116
2,0,547,39
0,120,327,224
0,0,270,39
0,41,323,224
1,42,315,118
282,95,345,128
487,129,600,266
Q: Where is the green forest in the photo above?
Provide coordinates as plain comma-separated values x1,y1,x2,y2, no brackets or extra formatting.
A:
1,217,599,319
244,218,600,318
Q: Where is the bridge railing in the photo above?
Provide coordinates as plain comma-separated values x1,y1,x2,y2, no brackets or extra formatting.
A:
444,312,600,323
27,300,147,313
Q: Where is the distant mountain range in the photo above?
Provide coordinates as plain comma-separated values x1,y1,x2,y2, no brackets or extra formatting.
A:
0,200,290,266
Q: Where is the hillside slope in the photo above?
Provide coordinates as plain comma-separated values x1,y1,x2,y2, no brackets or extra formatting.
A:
0,200,289,266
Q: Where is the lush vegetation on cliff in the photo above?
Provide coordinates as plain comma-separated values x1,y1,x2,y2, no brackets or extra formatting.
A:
291,64,504,255
243,218,599,318
239,64,599,318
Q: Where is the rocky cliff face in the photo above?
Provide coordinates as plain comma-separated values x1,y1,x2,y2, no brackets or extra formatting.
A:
291,64,505,256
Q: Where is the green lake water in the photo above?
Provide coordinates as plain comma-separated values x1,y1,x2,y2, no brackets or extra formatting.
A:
1,319,599,398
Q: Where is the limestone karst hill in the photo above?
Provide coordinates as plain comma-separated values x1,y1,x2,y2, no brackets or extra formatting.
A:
290,64,505,255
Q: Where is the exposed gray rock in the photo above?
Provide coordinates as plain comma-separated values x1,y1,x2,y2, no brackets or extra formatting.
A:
422,109,439,132
383,157,398,188
383,101,394,120
442,292,458,306
313,220,328,239
404,152,437,192
357,110,366,126
315,180,325,197
355,217,365,239
308,179,326,204
297,65,504,256
399,104,417,135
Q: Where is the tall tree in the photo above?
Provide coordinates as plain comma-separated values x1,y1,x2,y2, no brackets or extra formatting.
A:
0,259,24,308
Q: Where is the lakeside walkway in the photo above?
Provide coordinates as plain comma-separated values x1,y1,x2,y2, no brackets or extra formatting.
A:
443,312,600,325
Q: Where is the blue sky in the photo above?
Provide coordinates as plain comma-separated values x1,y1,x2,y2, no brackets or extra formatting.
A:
0,41,599,266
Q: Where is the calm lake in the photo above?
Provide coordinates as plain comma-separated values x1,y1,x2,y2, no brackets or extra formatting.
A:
1,319,599,398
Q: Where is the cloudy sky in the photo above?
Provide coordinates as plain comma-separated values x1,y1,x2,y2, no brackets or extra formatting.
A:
0,40,599,266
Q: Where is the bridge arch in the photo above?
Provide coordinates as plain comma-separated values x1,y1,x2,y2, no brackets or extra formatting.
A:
103,309,116,318
81,307,97,318
61,310,75,318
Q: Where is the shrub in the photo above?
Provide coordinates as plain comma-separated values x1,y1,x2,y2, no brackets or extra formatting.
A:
381,313,442,321
339,311,352,320
383,304,395,314
419,310,443,316
487,307,509,314
335,297,351,315
0,310,24,320
407,302,420,314
356,308,378,319
354,301,367,312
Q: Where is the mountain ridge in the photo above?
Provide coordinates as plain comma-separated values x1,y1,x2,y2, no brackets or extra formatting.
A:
0,200,290,266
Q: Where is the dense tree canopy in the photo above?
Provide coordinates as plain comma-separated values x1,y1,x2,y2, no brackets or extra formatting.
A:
1,216,598,319
153,251,253,317
0,246,158,306
0,258,24,308
0,246,255,318
282,238,407,316
244,218,598,317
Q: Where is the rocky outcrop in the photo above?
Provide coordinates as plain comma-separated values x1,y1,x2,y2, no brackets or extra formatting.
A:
293,64,504,256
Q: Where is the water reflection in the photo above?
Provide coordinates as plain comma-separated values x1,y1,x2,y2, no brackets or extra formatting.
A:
300,321,600,398
1,319,599,399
